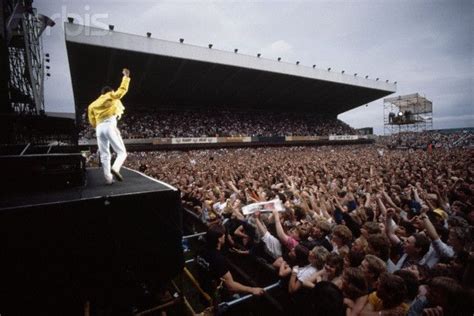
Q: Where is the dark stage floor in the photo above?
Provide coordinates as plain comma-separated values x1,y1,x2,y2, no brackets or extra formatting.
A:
0,167,177,209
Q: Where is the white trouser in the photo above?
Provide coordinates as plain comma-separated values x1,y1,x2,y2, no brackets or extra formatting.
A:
96,116,127,182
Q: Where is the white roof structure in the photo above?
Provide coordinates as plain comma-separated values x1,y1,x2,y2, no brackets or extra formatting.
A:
65,22,396,115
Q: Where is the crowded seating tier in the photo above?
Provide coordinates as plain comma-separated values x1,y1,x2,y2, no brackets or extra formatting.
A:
79,109,357,140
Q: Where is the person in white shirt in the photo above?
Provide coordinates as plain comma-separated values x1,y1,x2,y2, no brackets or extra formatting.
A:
289,246,329,294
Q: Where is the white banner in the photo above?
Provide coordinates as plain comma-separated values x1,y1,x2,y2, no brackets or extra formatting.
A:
242,199,285,216
285,136,321,141
329,135,359,141
171,137,218,144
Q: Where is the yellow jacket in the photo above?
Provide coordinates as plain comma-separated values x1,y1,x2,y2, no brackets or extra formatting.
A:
88,76,130,128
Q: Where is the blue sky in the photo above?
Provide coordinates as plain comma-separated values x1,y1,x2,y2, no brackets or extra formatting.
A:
37,0,473,134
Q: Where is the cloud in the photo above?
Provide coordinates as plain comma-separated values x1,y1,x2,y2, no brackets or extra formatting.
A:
35,0,473,133
260,40,293,59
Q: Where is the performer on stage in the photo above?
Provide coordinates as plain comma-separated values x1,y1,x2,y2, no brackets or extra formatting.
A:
88,68,130,184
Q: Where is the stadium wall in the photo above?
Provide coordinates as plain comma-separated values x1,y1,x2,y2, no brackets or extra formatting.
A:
78,135,375,151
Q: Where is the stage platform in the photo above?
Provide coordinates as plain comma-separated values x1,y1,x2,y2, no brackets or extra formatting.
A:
0,167,184,315
0,167,176,210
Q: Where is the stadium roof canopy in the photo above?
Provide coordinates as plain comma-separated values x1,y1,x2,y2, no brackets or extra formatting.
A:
65,23,396,116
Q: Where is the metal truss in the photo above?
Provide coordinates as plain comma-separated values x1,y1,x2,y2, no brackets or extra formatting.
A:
383,93,433,135
7,1,45,115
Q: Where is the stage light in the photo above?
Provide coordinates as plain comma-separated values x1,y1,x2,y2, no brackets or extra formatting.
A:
278,57,281,61
46,73,51,77
208,44,213,49
67,17,74,24
45,58,50,63
386,80,389,83
146,32,151,38
45,53,49,58
109,25,114,31
312,65,316,68
257,53,261,57
46,65,50,69
327,67,331,71
341,70,345,74
180,38,184,43
296,61,300,65
376,78,379,81
38,14,55,37
394,81,397,84
365,75,369,79
39,15,55,28
354,73,357,76
234,48,238,53
398,111,403,117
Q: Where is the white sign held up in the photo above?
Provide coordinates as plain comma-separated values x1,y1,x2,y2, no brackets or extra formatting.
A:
242,199,285,216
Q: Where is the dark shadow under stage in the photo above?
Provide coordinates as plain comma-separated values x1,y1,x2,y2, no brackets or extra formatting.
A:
0,167,184,315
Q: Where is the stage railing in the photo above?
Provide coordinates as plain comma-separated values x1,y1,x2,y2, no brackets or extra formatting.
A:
217,281,280,312
181,231,284,314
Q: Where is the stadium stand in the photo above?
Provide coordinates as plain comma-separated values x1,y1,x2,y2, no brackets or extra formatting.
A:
78,108,357,140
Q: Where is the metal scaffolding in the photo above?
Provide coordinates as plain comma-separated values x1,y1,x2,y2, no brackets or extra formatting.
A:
383,93,433,135
3,0,50,115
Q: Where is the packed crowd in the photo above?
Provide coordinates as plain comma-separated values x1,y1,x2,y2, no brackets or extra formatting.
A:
124,145,473,315
380,130,474,149
78,109,356,139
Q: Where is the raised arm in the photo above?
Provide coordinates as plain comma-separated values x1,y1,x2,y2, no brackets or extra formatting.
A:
333,195,346,213
385,209,401,246
288,266,303,294
272,209,290,244
412,187,424,205
233,225,248,239
364,193,371,209
253,211,268,235
420,213,454,258
376,196,387,218
227,180,241,195
299,191,312,214
231,206,245,221
110,68,131,99
382,191,402,212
